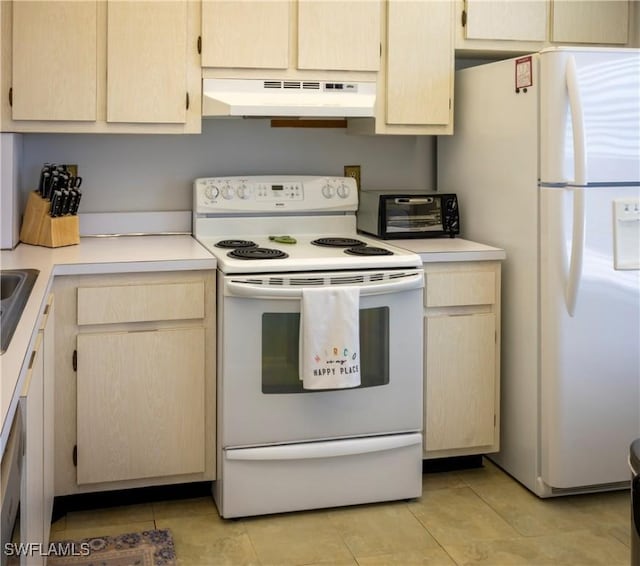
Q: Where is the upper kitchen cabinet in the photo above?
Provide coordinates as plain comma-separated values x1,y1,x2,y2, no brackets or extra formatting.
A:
201,1,290,69
349,0,454,135
456,0,634,55
297,1,380,71
550,1,629,45
106,1,190,124
463,0,547,43
1,0,201,133
10,1,97,122
201,0,380,75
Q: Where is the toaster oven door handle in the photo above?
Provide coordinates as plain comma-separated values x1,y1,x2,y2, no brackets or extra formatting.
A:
225,272,424,299
394,198,432,205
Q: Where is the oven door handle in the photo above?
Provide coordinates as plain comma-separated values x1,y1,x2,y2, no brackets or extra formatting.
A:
225,273,424,299
226,433,422,461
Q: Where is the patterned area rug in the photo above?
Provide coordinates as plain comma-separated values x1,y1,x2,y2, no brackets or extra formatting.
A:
46,529,176,566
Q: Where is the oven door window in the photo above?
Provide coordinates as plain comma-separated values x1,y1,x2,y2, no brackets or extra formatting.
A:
262,307,389,393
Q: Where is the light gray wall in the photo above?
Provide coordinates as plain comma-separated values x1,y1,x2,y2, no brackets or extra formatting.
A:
21,120,436,213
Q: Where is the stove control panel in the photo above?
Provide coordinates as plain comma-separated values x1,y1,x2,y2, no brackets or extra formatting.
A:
255,181,303,201
194,176,358,213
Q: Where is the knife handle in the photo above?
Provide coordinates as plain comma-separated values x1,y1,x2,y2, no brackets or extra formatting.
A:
70,189,82,215
60,189,70,215
38,166,50,196
50,190,63,217
67,189,77,215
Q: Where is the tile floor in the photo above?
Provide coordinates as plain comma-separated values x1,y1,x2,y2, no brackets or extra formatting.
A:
49,459,632,565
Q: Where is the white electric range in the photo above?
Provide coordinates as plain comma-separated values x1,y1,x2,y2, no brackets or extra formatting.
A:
193,176,424,518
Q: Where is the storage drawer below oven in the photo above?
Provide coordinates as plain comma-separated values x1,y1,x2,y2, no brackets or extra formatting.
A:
214,433,423,518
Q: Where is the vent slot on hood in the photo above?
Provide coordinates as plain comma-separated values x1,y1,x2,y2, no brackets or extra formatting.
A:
264,81,323,91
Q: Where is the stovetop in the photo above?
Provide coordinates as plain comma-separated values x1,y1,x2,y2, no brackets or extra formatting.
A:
195,234,422,274
192,175,422,274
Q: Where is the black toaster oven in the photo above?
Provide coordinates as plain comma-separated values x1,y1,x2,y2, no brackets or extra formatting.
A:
357,191,459,239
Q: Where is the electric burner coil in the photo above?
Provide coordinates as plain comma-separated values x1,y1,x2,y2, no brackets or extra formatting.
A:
228,247,289,260
311,237,366,248
215,239,257,249
344,246,394,256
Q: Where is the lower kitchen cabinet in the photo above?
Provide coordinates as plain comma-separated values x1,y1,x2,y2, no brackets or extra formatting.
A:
19,293,54,564
40,295,54,549
76,328,205,484
20,332,44,565
423,261,501,458
53,270,216,495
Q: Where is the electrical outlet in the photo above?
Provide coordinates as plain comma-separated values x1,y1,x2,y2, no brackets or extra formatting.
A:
344,165,361,191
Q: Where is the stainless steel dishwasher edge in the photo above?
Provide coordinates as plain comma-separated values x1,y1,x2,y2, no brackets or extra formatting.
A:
0,409,22,565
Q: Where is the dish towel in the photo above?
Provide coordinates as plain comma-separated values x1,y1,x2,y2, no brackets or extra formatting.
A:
299,286,361,390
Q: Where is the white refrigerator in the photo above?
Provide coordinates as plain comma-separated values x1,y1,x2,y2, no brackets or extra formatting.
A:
438,47,640,497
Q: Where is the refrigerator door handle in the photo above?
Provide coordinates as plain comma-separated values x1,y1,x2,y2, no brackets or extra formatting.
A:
564,56,587,317
565,188,586,317
566,56,587,186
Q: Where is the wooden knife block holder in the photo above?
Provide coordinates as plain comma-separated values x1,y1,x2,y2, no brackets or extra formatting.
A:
20,191,79,248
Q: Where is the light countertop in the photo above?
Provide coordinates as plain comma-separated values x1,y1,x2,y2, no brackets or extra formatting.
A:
0,235,216,452
382,237,506,263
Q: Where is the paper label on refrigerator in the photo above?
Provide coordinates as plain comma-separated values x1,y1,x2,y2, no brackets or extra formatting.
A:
515,56,533,90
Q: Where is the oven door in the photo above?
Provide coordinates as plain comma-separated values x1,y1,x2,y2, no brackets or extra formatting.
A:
382,195,446,237
218,269,424,448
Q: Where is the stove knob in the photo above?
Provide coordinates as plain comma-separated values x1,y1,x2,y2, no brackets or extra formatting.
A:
236,184,252,200
204,185,219,200
337,182,350,199
221,184,235,200
322,183,336,198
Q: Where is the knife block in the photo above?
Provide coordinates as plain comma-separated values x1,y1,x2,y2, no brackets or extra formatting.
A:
20,191,80,248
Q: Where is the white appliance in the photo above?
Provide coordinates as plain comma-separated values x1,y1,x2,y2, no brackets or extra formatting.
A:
202,78,376,117
193,175,424,518
439,47,640,497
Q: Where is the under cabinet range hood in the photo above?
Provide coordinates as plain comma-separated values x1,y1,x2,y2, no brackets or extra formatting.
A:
202,78,376,118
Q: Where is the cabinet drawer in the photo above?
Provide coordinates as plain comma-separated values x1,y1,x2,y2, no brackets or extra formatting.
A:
425,271,495,307
77,281,204,325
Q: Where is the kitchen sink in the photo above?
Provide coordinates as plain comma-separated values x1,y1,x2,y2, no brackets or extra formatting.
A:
0,269,39,354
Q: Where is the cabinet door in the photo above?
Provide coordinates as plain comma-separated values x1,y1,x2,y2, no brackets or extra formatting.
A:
425,314,496,452
76,328,205,484
551,0,629,45
464,0,547,41
201,0,290,69
11,1,97,121
20,334,45,566
386,0,452,126
41,297,55,547
297,0,380,71
106,1,188,123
